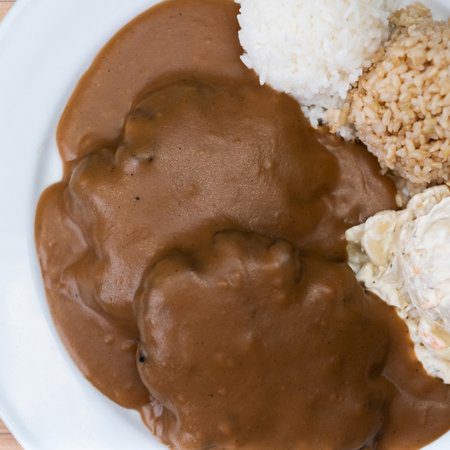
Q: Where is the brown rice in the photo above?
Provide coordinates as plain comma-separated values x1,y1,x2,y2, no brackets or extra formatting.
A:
330,3,450,185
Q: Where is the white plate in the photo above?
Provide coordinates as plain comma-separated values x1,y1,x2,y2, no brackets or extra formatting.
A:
0,1,448,449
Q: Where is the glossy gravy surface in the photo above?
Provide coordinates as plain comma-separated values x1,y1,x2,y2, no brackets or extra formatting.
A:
35,0,450,448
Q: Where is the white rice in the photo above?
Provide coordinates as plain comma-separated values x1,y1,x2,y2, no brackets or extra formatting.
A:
236,0,399,129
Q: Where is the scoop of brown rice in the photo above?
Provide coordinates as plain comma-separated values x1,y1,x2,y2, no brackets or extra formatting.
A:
330,3,450,185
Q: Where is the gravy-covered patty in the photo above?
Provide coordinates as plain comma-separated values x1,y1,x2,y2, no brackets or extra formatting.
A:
137,231,391,449
35,0,450,448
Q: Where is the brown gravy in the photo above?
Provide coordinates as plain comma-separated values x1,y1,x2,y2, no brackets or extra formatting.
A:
35,0,450,448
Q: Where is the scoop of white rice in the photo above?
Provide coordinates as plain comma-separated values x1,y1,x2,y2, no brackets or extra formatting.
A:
237,0,399,128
